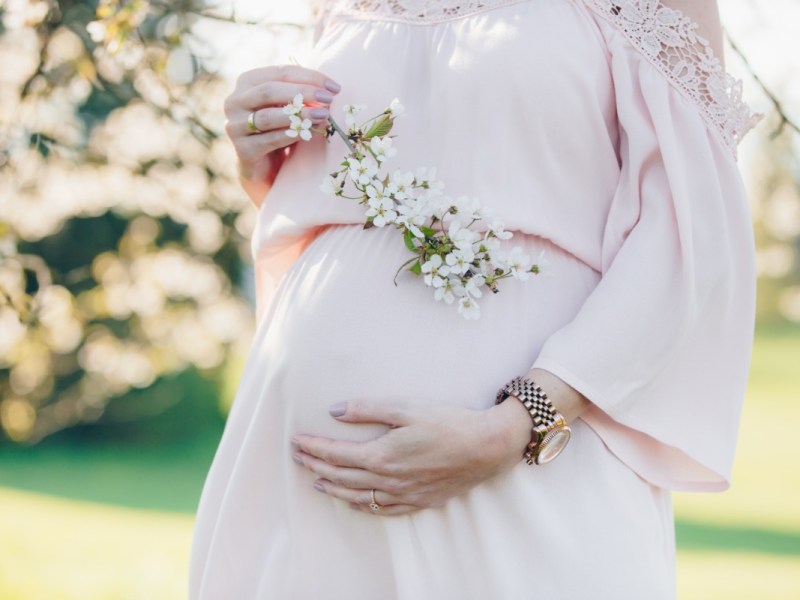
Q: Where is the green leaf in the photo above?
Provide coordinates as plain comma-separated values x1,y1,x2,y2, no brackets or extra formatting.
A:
410,260,422,275
363,115,394,140
403,230,417,251
420,226,437,238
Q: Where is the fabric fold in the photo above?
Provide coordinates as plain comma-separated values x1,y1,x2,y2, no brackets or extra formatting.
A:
531,12,756,491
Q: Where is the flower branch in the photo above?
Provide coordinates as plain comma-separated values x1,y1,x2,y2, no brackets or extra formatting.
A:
283,95,545,320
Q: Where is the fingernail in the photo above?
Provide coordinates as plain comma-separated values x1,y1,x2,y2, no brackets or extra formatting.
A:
313,480,326,493
315,90,334,103
290,438,300,450
310,107,329,119
324,79,341,94
292,454,303,465
329,402,347,417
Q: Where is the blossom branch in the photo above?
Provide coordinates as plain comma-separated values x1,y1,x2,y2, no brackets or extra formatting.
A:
285,96,544,320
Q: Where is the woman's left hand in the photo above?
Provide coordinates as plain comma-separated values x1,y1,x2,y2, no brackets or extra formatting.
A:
291,396,533,516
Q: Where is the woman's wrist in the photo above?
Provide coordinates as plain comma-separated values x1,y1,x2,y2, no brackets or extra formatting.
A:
524,368,590,423
238,148,288,208
487,368,590,467
487,394,536,468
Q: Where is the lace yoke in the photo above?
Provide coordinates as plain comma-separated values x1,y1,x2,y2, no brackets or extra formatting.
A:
322,0,528,23
588,0,761,151
319,0,761,153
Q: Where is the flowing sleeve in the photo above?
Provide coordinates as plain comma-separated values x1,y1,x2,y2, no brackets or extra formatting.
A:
531,0,762,491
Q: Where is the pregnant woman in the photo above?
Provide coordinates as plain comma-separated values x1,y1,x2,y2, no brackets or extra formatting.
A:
189,0,759,597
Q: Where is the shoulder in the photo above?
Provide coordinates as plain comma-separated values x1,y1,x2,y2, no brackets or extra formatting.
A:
581,0,726,68
660,0,725,66
580,0,759,152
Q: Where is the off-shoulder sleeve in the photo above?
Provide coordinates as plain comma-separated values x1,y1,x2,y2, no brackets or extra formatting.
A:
531,0,762,491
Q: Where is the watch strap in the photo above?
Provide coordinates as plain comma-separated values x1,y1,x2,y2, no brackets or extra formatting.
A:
495,375,568,465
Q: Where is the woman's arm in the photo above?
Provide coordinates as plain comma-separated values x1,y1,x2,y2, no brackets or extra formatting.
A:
237,146,289,209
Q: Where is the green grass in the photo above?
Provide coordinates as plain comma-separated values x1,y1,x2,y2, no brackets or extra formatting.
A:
0,430,223,513
0,326,798,598
0,368,227,513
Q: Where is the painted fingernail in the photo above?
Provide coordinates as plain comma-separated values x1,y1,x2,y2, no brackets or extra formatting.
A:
310,107,329,119
329,402,347,417
290,438,300,450
315,90,334,103
324,79,341,94
292,454,303,465
313,481,326,493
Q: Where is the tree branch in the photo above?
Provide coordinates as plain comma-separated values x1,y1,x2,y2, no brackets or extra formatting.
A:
725,30,800,139
148,1,308,30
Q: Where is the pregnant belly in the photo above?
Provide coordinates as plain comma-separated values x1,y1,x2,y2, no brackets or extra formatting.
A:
253,224,598,443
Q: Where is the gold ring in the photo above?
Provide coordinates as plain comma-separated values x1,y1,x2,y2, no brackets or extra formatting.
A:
247,111,261,133
368,489,382,513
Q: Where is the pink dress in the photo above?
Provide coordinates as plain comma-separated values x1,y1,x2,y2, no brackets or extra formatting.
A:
189,0,760,597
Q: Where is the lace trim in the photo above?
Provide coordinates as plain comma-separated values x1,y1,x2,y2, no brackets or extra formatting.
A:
587,0,761,153
323,0,530,24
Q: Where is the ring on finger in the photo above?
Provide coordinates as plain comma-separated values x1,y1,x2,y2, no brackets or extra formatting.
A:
368,488,383,514
247,111,262,133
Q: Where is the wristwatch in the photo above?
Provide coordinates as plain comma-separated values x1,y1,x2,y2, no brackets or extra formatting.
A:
495,376,571,465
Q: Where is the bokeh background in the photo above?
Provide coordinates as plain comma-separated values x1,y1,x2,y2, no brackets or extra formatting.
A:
0,0,798,598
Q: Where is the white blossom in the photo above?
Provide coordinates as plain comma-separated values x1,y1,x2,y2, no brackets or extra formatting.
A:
487,218,513,240
502,246,534,280
285,115,312,141
282,93,304,117
479,235,502,261
347,156,379,186
319,172,344,196
414,167,445,196
464,274,486,298
452,195,490,222
448,221,481,251
426,194,451,221
434,276,463,304
366,180,388,202
457,295,481,320
365,197,397,228
396,197,431,238
370,136,397,162
421,254,450,288
343,103,366,127
445,247,475,275
388,98,405,117
387,169,415,200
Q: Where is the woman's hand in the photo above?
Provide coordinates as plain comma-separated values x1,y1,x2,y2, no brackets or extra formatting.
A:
291,396,533,516
223,64,341,207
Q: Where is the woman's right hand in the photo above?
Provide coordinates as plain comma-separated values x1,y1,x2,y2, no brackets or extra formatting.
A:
223,65,341,204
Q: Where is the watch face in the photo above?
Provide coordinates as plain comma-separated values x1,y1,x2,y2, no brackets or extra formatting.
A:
535,429,571,465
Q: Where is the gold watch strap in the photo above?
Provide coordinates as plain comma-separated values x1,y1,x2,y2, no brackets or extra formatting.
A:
495,375,568,465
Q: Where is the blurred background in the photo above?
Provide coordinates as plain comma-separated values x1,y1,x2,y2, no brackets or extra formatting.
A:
0,0,798,598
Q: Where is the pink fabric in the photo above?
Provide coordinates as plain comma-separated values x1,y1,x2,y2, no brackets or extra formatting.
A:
251,0,756,491
190,1,757,596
